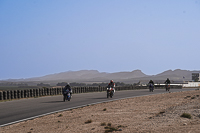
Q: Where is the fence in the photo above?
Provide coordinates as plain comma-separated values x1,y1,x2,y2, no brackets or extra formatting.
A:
0,85,182,101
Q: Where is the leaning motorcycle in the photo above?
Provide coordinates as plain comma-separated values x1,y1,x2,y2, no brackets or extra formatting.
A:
149,83,154,92
63,90,71,102
107,88,114,98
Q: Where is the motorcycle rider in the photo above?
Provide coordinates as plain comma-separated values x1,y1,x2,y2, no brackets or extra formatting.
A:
108,80,115,94
62,83,72,97
148,80,154,85
148,80,154,91
164,78,171,84
164,78,171,91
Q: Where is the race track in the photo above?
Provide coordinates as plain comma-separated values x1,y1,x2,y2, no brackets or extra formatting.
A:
0,88,196,127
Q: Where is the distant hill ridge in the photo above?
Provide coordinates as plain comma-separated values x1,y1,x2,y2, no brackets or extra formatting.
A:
1,69,200,84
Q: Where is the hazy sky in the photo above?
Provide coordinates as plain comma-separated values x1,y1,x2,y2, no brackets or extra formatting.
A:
1,0,200,79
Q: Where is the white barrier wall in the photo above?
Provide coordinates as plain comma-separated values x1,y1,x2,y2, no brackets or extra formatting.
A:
183,82,200,87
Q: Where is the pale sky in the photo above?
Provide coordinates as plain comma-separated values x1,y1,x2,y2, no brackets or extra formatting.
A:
0,0,200,80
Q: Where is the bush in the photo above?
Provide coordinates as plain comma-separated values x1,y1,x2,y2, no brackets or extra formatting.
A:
58,114,63,117
101,122,106,126
107,123,111,126
181,113,192,119
85,119,92,124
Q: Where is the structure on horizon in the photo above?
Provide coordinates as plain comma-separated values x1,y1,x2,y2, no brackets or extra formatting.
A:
192,73,200,81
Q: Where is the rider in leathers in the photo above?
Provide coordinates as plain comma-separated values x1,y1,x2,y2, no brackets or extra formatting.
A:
62,83,72,97
108,80,115,94
164,78,171,84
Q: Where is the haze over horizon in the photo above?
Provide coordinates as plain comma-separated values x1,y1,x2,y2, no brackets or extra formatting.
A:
1,1,200,80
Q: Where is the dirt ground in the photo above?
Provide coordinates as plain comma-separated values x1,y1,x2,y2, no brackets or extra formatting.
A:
1,89,200,133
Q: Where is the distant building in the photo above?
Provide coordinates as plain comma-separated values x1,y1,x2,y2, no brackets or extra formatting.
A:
192,73,200,81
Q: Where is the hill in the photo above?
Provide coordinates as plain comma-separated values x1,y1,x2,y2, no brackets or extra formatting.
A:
0,69,200,85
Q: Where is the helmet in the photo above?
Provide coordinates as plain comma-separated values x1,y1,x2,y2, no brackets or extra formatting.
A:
65,83,70,87
110,80,113,83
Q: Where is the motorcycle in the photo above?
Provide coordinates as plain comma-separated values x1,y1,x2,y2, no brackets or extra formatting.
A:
107,88,114,98
63,89,71,102
149,83,154,92
165,84,170,91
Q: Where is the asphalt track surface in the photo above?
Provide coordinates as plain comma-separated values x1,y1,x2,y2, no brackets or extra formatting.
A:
0,88,197,127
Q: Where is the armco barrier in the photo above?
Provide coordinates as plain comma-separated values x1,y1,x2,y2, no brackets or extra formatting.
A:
0,85,182,101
